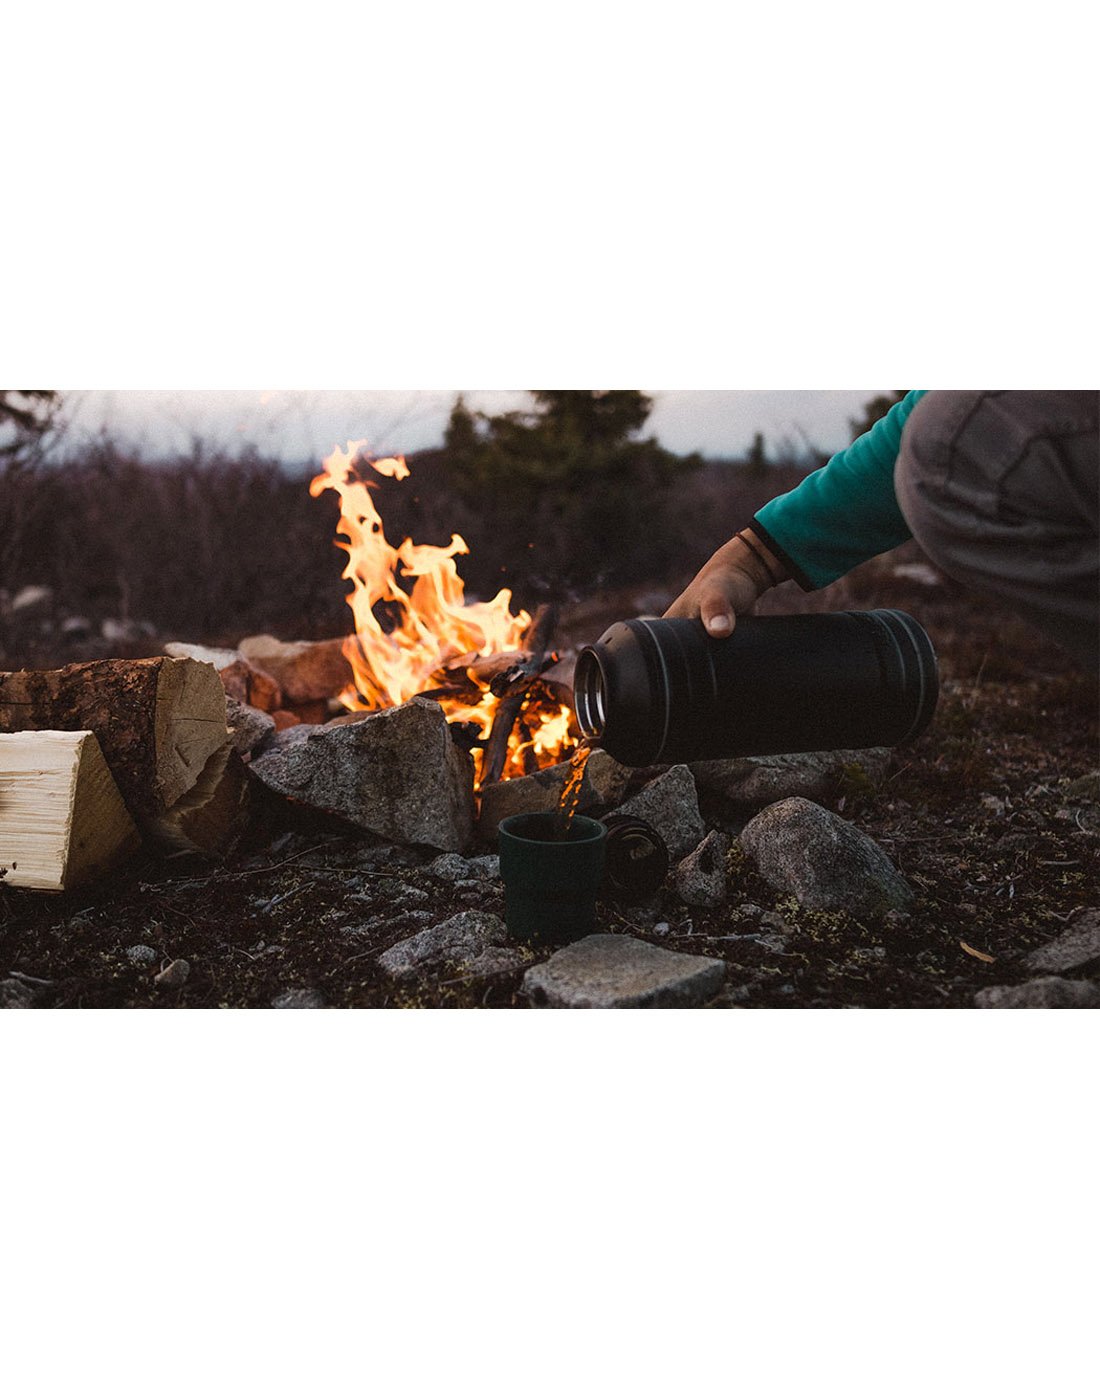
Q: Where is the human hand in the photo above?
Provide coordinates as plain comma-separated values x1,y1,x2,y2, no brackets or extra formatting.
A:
663,529,787,637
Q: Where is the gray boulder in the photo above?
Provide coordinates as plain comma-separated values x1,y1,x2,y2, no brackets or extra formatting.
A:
523,934,725,1008
975,977,1100,1009
251,697,475,852
675,830,732,908
739,797,912,917
478,748,631,836
690,748,890,808
606,765,706,860
377,911,531,983
1023,910,1100,975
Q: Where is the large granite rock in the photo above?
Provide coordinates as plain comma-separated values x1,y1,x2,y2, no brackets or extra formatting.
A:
478,748,631,835
238,633,354,705
739,797,912,917
690,748,891,808
250,697,475,851
1022,910,1100,975
606,765,706,860
975,977,1100,1009
377,911,532,983
523,934,726,1008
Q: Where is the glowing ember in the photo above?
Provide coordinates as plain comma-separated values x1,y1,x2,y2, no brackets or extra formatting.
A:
310,440,575,783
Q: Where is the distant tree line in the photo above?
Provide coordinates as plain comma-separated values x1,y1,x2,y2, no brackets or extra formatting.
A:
0,389,856,657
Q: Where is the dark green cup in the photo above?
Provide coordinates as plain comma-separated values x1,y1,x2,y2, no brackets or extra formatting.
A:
497,812,608,945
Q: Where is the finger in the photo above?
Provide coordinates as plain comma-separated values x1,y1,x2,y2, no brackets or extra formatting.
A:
699,583,736,637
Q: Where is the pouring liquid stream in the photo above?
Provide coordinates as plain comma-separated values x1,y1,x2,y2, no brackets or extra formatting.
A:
554,742,591,838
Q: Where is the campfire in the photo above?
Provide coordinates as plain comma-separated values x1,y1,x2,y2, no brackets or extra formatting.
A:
310,440,575,786
0,438,595,891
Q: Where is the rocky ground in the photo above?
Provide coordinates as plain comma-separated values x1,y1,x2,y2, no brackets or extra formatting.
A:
1,558,1097,1010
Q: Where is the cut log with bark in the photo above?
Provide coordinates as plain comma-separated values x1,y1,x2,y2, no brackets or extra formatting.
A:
0,731,140,892
0,657,228,827
481,605,558,787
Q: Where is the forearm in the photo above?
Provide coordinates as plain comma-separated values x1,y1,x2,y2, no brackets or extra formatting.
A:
753,390,926,589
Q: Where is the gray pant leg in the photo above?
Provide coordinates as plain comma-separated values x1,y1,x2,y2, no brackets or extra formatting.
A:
894,391,1099,670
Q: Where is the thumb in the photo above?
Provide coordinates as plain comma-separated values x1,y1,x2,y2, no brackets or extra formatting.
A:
699,584,736,638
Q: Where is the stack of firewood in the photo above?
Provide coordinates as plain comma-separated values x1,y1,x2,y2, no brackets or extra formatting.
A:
0,657,244,893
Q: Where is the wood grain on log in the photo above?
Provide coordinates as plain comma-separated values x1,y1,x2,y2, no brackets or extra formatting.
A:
0,730,140,892
0,657,227,824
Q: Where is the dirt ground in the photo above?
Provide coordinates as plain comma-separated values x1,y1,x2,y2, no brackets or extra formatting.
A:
2,558,1097,1009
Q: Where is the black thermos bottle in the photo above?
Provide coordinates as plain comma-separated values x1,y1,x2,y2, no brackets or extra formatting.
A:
573,610,938,767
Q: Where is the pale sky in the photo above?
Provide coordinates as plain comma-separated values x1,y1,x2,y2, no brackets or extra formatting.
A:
58,390,890,464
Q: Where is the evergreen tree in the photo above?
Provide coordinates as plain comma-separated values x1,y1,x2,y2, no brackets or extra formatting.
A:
745,430,769,476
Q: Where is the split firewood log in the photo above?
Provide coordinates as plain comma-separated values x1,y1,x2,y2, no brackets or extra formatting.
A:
0,657,227,826
0,730,140,892
147,743,250,855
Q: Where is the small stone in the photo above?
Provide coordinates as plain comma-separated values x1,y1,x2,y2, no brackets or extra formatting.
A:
271,987,326,1009
675,830,732,908
690,748,891,809
154,958,190,989
523,934,726,1009
377,911,532,983
0,978,35,1009
165,641,241,670
225,697,277,758
429,853,473,882
652,921,671,935
1023,910,1100,975
10,583,53,614
465,855,501,880
125,944,158,965
739,797,913,917
477,749,631,836
218,657,283,711
607,765,706,860
975,977,1100,1009
238,634,354,705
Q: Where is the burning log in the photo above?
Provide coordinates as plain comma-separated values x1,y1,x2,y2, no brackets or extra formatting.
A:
488,650,561,700
0,731,140,892
0,657,227,829
481,605,558,788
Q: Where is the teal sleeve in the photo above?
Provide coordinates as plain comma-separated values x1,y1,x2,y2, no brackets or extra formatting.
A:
752,390,927,590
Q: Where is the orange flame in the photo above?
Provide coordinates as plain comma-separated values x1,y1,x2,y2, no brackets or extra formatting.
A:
310,440,574,782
